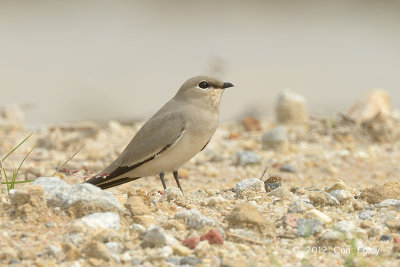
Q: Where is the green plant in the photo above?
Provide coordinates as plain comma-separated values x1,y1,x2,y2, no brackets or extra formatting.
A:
0,132,36,195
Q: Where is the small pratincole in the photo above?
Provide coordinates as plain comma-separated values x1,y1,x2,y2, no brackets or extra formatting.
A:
86,75,233,194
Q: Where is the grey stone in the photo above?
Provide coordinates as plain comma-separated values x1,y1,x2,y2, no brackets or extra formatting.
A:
379,235,392,241
288,200,313,213
261,126,288,151
358,210,376,220
335,220,356,234
330,190,352,204
297,218,322,237
105,242,123,254
174,209,216,229
280,164,297,173
141,226,178,248
79,212,120,230
235,178,264,193
236,151,261,166
377,199,400,207
33,177,124,216
181,256,202,265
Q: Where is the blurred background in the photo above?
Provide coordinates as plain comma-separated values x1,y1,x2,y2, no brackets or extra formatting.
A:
1,0,399,125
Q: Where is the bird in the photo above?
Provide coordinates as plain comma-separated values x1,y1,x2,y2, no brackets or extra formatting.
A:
86,75,233,194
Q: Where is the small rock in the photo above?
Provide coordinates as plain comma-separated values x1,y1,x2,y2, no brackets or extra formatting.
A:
79,212,120,230
45,222,55,228
105,242,123,254
360,182,400,204
180,256,202,265
82,241,111,261
236,151,261,166
318,230,345,247
380,235,392,241
352,200,365,210
347,89,391,124
242,117,262,131
200,229,224,245
280,164,297,173
129,223,146,235
282,213,300,228
308,191,328,206
266,186,292,199
182,237,199,249
297,218,322,237
261,126,288,151
227,203,265,229
305,209,332,224
125,195,150,216
164,187,183,201
141,226,169,248
141,225,178,248
287,200,313,213
172,244,192,256
174,209,215,230
326,179,348,193
264,176,282,193
329,190,352,204
235,178,264,194
377,199,400,208
32,177,124,217
335,221,355,234
206,195,226,206
360,220,374,229
132,215,156,227
358,210,376,220
146,246,173,261
276,89,308,124
385,219,400,232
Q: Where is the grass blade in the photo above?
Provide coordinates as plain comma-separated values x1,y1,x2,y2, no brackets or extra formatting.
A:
52,144,85,177
11,143,37,189
2,132,33,161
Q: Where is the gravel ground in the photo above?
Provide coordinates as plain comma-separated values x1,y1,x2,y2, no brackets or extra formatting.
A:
1,112,400,266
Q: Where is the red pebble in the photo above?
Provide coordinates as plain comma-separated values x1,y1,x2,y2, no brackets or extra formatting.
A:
157,190,164,196
182,237,199,249
394,236,400,244
200,229,224,245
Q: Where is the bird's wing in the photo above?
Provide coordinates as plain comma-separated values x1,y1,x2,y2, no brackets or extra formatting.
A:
96,102,186,181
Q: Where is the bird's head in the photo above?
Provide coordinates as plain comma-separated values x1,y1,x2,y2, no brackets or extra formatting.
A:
174,75,234,110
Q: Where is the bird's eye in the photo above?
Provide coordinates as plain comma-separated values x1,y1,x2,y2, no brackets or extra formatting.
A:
198,81,209,89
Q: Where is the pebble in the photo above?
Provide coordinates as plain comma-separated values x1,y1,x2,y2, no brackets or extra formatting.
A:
79,212,120,230
32,177,124,217
280,164,297,173
305,209,332,224
206,195,226,206
380,235,392,241
360,182,400,204
326,179,347,192
182,237,200,249
141,226,171,248
377,199,400,208
287,200,313,213
242,117,262,131
146,246,173,261
261,126,288,151
266,186,293,199
347,89,391,124
329,190,352,204
129,223,146,235
82,241,111,261
335,221,355,234
200,229,224,245
235,178,264,194
174,209,216,230
275,89,308,124
105,242,123,255
358,210,376,220
318,230,345,247
282,214,300,228
235,151,261,166
297,218,322,237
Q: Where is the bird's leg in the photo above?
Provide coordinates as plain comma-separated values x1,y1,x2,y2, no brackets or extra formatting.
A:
159,171,167,190
173,170,185,195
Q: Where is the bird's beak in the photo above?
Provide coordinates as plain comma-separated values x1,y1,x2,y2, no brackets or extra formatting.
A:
221,82,234,89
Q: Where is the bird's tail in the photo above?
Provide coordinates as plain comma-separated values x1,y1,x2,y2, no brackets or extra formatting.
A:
85,174,140,190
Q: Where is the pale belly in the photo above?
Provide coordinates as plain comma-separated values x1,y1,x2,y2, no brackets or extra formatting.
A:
123,129,213,177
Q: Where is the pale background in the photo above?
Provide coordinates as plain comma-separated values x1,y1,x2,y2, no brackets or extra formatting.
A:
1,0,399,124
